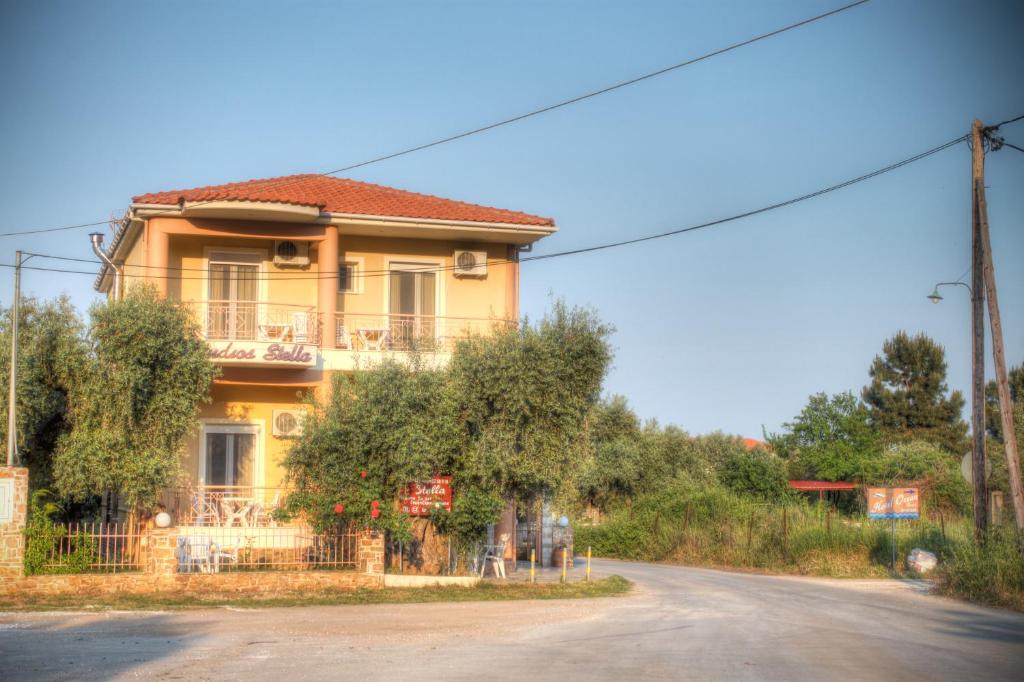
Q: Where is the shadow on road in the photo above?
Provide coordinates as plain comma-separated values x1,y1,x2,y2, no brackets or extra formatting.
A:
0,613,202,681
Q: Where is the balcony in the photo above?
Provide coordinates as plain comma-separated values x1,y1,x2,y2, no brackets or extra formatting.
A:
159,485,290,528
183,300,320,367
334,313,514,353
189,300,320,344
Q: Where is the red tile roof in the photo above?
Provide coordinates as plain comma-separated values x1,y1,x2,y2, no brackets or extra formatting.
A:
133,174,554,227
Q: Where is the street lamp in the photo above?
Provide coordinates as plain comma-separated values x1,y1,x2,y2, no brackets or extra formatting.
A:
928,281,972,304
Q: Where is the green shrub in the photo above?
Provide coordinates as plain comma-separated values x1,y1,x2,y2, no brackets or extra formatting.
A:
720,448,790,502
23,490,95,576
938,527,1024,611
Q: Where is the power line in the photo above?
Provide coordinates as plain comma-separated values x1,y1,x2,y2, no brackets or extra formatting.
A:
1001,139,1024,154
522,135,969,261
4,128,972,283
0,0,871,239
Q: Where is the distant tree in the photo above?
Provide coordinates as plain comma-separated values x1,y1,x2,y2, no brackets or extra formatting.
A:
862,331,967,455
985,365,1023,443
720,446,790,502
578,396,644,510
53,286,217,514
767,392,881,482
0,297,87,488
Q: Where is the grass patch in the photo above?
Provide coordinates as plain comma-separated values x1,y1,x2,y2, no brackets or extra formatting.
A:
0,575,631,612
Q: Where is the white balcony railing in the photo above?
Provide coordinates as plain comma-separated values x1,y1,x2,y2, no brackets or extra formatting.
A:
334,313,514,352
184,300,320,345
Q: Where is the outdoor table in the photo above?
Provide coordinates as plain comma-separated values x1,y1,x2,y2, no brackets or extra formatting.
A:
259,323,292,342
221,497,256,527
357,327,390,351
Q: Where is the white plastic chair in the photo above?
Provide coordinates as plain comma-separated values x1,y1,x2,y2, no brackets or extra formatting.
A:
336,320,353,349
480,533,509,579
251,490,282,527
292,312,309,343
211,537,242,572
180,536,213,573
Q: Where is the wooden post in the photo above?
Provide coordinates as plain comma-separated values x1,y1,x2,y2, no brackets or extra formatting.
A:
781,507,788,555
975,169,1024,532
970,119,989,539
746,511,754,552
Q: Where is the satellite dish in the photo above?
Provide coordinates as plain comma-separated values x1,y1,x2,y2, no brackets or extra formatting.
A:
960,452,992,485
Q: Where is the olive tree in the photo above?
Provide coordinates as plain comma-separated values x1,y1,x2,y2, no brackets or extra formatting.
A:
53,286,217,513
283,357,464,536
0,296,87,488
449,301,613,507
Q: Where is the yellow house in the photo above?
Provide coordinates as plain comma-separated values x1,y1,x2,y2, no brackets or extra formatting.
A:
94,174,555,524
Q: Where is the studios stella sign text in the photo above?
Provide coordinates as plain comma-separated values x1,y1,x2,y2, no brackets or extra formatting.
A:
206,341,316,367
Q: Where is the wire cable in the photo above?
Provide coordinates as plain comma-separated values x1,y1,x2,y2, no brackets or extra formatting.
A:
0,0,871,239
1001,139,1024,154
5,129,968,282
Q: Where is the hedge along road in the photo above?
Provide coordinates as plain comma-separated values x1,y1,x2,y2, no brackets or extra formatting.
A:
1,559,1022,681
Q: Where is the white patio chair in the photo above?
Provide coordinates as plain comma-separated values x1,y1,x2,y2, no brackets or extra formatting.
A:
250,490,282,527
480,533,509,579
336,320,353,349
180,536,213,573
292,312,309,343
211,537,243,573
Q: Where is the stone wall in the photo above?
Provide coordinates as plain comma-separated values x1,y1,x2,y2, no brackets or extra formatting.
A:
358,530,385,574
0,467,28,578
0,495,386,600
0,569,380,600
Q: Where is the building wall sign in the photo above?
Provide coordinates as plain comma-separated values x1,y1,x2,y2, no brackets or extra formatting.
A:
0,479,13,523
866,487,920,519
400,475,453,516
206,341,316,367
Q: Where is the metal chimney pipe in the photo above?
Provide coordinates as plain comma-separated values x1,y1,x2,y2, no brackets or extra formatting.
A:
90,232,121,300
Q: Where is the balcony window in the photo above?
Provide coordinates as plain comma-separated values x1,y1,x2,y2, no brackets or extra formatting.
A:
389,263,437,348
207,251,261,340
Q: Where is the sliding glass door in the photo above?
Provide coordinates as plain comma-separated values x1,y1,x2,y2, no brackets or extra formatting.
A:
389,264,436,348
208,254,259,340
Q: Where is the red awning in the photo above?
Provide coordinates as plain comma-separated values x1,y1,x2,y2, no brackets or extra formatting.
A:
788,480,858,491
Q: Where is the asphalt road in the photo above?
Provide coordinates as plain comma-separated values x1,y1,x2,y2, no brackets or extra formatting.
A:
2,560,1023,681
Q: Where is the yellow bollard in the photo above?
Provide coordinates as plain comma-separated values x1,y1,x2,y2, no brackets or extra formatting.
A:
586,546,592,582
561,547,567,583
530,548,535,584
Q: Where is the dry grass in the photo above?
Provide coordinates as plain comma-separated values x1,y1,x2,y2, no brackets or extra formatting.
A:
0,575,632,612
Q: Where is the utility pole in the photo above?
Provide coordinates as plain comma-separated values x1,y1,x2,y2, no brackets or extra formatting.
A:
969,120,988,537
974,127,1024,531
6,250,21,467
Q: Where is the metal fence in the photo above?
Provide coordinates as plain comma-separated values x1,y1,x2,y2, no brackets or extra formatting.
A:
174,526,359,573
334,313,515,352
183,300,320,344
43,522,143,573
159,485,289,528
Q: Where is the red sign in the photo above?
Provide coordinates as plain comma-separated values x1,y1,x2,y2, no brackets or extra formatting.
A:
400,476,452,516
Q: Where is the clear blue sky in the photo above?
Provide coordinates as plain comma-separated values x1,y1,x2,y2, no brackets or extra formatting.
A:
1,0,1022,439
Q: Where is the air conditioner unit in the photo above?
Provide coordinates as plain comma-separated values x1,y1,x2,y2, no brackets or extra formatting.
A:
272,409,305,437
453,250,487,278
273,240,310,267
